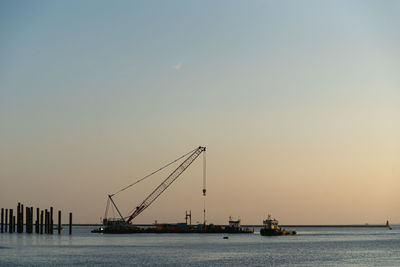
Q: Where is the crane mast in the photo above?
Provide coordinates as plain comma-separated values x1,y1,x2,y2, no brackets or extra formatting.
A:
125,146,206,224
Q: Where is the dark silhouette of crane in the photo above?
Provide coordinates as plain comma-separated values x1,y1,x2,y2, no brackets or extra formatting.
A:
104,146,206,225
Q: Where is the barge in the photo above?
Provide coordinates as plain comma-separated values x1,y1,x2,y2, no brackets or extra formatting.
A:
92,217,254,234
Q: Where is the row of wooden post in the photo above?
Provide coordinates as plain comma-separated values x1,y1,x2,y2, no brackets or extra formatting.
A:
0,203,72,235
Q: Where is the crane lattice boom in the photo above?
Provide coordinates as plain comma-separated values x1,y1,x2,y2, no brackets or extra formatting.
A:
126,146,206,224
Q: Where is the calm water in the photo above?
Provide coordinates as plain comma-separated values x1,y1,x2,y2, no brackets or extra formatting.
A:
1,226,399,266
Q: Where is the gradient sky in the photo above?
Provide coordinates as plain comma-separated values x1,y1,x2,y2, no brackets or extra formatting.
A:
1,0,399,224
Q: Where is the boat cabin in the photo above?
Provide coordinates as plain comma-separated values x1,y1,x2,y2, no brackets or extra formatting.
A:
263,215,279,230
228,216,241,230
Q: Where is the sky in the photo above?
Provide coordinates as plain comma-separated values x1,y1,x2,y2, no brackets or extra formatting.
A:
1,0,399,225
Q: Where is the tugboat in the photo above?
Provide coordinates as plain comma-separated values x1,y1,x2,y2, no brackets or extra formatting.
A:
260,215,296,236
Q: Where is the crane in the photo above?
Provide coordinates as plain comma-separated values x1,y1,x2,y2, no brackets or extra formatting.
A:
105,146,206,225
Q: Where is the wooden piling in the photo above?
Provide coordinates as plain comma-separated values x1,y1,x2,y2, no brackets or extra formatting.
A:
1,204,68,235
25,207,28,233
1,208,3,233
47,210,50,234
58,211,61,234
50,207,53,234
40,210,43,234
25,207,29,233
19,203,23,233
5,209,8,232
44,209,48,234
17,203,20,233
29,207,33,233
29,208,31,233
69,212,72,235
18,203,23,233
21,204,24,232
36,208,39,234
44,210,47,234
9,209,13,233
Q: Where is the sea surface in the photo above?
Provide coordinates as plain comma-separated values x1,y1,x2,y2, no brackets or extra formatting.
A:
1,225,399,266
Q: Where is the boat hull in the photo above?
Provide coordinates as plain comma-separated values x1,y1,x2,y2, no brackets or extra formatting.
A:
92,225,254,234
260,228,296,236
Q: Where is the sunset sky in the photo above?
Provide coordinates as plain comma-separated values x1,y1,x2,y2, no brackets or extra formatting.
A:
1,0,399,225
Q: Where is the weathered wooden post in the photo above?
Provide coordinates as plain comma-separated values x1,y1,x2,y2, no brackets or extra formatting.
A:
69,212,72,235
13,216,16,232
9,209,13,233
50,207,53,234
18,203,23,233
40,210,44,234
5,209,8,232
25,207,28,233
28,207,32,233
47,210,50,234
1,208,3,233
29,207,32,233
58,211,61,234
36,208,39,234
44,209,48,234
21,204,24,232
17,203,20,233
25,207,29,233
29,207,33,233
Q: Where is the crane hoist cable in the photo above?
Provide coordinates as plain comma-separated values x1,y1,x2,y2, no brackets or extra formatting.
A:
203,151,206,225
110,147,198,197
